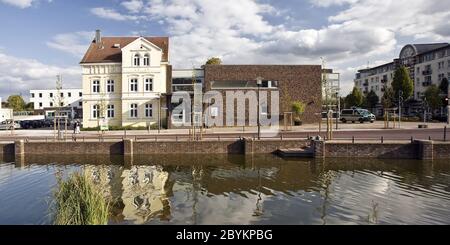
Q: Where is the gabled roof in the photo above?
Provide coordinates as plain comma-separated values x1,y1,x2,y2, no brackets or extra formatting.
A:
80,36,169,64
411,43,449,55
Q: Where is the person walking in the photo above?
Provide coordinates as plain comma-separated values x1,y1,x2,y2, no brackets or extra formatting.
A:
75,121,81,134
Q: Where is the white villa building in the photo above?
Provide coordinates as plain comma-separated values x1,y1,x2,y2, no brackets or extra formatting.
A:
80,30,170,128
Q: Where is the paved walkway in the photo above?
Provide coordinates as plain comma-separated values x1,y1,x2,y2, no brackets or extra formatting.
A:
1,121,447,137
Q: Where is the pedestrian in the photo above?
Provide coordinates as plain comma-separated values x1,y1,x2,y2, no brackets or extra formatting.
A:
75,121,81,134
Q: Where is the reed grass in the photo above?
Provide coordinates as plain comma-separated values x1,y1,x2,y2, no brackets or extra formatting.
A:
52,172,110,225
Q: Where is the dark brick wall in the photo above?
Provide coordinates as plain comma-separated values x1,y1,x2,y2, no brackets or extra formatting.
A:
245,139,310,154
432,142,450,159
133,140,244,154
324,142,419,159
23,142,123,155
204,65,322,124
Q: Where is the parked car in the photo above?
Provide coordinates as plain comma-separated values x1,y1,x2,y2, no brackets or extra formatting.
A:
0,120,21,130
359,109,376,122
340,108,374,123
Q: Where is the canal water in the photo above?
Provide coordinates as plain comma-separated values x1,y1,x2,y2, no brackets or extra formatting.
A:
0,154,449,225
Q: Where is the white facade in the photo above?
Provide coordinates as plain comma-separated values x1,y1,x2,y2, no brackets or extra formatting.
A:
81,36,169,128
0,97,13,122
29,89,82,110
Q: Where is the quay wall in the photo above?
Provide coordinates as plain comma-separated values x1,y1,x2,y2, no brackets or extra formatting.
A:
3,139,450,160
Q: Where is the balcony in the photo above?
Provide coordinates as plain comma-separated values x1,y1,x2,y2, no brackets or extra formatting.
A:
363,83,369,86
381,79,387,83
422,69,432,75
422,82,432,87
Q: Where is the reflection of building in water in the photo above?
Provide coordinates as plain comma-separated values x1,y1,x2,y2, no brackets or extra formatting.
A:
121,165,172,224
83,165,123,200
82,164,172,224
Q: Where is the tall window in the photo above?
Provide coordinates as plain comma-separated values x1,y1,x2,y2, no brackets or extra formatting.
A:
50,102,53,107
130,79,138,92
60,93,64,98
31,93,35,98
107,105,115,118
130,104,138,118
50,93,53,98
79,92,82,97
133,54,140,66
39,93,42,98
145,103,153,118
92,80,100,93
107,80,115,93
92,104,99,118
68,92,71,97
145,78,153,91
143,54,150,66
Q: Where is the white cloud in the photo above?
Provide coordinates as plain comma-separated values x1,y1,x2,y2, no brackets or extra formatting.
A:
0,51,80,100
87,0,450,96
0,0,34,8
90,7,144,21
310,0,360,7
121,0,144,13
46,31,94,58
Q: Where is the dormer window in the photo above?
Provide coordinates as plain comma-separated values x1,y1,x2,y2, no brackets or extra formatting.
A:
133,54,140,66
143,54,150,66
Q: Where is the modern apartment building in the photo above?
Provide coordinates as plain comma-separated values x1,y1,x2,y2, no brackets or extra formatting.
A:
30,89,83,110
355,43,450,103
80,30,170,128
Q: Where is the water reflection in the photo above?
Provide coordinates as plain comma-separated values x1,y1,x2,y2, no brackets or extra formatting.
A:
0,154,450,225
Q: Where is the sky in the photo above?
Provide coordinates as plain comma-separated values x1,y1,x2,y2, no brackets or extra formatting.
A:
0,0,449,101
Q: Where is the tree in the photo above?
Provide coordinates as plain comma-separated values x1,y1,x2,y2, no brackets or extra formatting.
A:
7,95,25,111
392,66,413,99
439,78,449,94
381,87,395,109
345,87,364,108
424,85,442,110
291,101,306,123
205,57,222,65
365,90,379,110
25,102,34,111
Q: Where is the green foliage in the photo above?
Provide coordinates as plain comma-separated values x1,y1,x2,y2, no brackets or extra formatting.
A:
381,87,395,108
205,57,222,65
424,85,442,110
392,67,413,99
291,101,306,122
52,172,110,225
25,102,34,111
365,90,379,109
439,78,449,94
345,87,364,107
6,95,25,111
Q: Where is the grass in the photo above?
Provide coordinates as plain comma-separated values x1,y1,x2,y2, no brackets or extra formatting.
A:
52,172,110,225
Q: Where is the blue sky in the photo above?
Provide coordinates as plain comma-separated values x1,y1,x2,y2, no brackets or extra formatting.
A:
0,0,449,101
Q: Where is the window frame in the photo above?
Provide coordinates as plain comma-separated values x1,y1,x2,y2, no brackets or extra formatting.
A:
92,80,100,93
130,103,138,118
145,78,153,92
145,103,153,118
107,79,115,93
130,78,138,92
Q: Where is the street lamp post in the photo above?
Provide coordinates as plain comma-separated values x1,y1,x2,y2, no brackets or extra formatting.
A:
399,90,403,128
256,77,262,140
336,91,340,130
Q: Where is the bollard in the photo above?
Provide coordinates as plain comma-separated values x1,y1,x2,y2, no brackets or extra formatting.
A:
429,136,431,141
280,134,283,140
352,136,355,144
444,126,447,142
411,136,414,143
381,136,384,144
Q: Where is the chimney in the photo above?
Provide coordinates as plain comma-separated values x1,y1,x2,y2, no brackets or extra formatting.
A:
95,29,101,43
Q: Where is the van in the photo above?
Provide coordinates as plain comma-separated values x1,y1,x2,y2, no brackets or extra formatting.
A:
340,109,374,123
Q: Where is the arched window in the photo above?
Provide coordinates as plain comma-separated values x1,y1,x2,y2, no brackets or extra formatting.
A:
133,54,140,66
143,54,150,66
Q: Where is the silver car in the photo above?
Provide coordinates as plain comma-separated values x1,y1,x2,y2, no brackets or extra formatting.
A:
340,109,374,123
0,120,21,130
